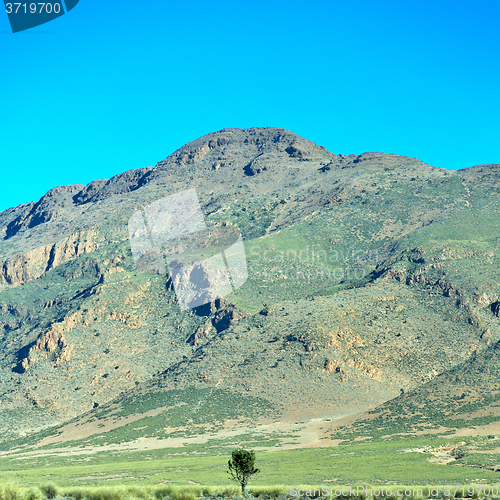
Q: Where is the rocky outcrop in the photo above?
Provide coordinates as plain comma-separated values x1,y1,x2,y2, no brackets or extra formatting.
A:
3,167,155,241
5,185,85,239
186,322,213,346
490,301,500,317
186,301,246,345
211,304,246,333
20,328,66,371
243,154,271,176
73,179,109,205
324,359,349,381
19,287,147,372
0,228,100,286
168,136,229,166
285,144,309,159
82,167,154,203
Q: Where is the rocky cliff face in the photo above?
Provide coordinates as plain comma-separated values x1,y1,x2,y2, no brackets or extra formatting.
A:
0,228,100,286
0,127,499,439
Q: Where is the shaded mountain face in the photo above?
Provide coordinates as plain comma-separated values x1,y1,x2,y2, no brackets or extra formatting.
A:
0,127,500,440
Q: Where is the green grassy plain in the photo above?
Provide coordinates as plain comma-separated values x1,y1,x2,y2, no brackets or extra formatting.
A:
1,436,500,489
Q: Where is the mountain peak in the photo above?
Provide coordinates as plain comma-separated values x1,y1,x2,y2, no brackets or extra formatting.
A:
155,127,335,171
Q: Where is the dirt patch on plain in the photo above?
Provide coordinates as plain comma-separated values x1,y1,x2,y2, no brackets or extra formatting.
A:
34,406,167,448
0,411,360,460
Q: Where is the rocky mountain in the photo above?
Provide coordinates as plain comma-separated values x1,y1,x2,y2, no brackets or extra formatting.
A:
0,127,499,446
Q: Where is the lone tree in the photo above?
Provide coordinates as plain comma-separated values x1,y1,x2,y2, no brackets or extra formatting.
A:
227,448,260,496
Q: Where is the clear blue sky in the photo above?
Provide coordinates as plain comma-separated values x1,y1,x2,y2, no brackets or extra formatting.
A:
1,0,499,212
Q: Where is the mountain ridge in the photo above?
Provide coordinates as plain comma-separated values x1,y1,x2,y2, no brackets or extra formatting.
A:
0,127,499,448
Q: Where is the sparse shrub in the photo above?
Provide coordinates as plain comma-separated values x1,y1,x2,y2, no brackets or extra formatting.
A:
24,488,43,500
64,488,86,500
170,490,196,500
220,486,240,498
249,486,287,498
154,486,174,500
355,484,375,500
1,484,21,500
128,487,154,500
385,494,400,500
468,488,480,500
451,446,467,459
90,488,123,500
40,485,58,500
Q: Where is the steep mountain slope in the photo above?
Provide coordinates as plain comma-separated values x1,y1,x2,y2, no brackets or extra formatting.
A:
0,127,499,445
